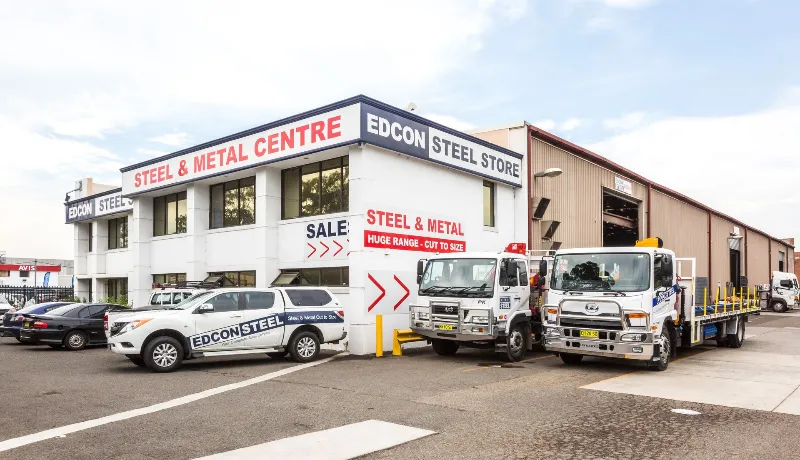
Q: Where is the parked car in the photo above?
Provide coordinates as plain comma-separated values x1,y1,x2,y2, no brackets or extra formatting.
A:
0,295,11,316
19,303,116,350
1,302,73,341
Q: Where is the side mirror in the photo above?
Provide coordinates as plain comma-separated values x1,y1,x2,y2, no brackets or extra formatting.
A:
197,304,214,313
539,260,547,277
504,260,518,286
416,260,425,285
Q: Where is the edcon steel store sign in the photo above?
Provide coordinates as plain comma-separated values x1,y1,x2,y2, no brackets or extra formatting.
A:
65,191,133,223
120,99,523,195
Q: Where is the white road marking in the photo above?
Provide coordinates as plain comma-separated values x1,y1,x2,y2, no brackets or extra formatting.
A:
0,355,343,453
193,420,436,460
671,409,701,415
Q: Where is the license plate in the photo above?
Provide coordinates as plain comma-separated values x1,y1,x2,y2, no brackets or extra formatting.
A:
580,330,599,338
437,324,454,331
23,322,30,328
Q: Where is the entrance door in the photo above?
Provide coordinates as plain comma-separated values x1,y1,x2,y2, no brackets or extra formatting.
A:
730,249,741,289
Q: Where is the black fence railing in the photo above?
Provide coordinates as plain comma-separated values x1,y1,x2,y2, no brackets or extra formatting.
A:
0,286,75,308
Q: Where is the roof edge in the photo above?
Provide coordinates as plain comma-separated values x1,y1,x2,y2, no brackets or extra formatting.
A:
63,187,123,206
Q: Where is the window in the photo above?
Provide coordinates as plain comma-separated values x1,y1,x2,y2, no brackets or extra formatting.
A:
153,273,187,285
500,259,519,287
108,217,128,250
483,181,495,227
285,289,332,307
653,254,673,289
517,261,528,286
779,251,786,272
282,156,348,219
79,305,108,319
272,267,349,287
0,271,8,277
88,223,93,252
106,278,128,301
206,292,240,312
210,177,255,229
207,271,256,287
19,271,30,278
154,192,187,236
244,292,275,310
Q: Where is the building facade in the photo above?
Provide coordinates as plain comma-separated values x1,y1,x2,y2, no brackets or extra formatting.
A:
0,256,73,287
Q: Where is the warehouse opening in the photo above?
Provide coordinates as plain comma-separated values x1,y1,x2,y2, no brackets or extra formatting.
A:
602,190,640,247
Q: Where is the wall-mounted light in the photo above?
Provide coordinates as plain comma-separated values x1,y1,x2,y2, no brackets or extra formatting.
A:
534,167,563,179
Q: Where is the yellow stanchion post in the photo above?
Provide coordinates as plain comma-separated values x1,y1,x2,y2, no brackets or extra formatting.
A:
723,285,727,313
703,287,708,316
739,287,743,310
376,315,383,358
714,285,719,314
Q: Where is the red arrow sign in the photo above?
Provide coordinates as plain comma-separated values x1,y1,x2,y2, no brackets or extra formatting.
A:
319,241,330,258
367,274,385,312
333,240,343,257
307,242,316,257
393,275,410,311
347,238,350,256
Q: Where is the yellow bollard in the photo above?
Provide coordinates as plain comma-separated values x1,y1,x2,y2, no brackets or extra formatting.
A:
376,314,383,358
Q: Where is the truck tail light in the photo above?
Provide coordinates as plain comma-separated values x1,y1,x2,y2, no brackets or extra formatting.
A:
32,321,48,329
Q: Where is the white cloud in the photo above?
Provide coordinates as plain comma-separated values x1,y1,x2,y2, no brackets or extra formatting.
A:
424,113,477,132
136,147,168,157
560,118,583,131
148,132,189,147
533,119,557,131
585,102,800,240
603,0,656,8
603,111,647,130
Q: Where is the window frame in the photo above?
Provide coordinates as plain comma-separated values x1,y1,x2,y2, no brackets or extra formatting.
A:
209,177,256,229
272,267,349,287
153,273,187,285
483,180,495,228
207,271,256,287
107,216,128,250
153,192,187,237
281,156,349,220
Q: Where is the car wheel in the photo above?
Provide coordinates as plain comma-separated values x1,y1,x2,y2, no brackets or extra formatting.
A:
559,353,583,365
499,323,526,362
48,344,63,349
143,336,184,373
727,320,745,349
289,331,320,363
126,355,146,367
267,351,288,359
15,337,22,343
772,301,787,313
431,339,459,356
64,331,88,351
648,328,671,371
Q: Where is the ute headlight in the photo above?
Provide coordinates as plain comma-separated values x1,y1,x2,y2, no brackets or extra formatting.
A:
472,316,488,324
119,319,153,334
621,333,647,342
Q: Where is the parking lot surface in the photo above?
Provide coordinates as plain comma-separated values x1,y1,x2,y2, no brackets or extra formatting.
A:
1,311,799,460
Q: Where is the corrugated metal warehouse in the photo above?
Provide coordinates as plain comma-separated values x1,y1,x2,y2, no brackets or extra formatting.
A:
473,123,794,295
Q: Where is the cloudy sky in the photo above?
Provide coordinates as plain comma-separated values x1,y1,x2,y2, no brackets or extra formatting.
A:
0,0,798,259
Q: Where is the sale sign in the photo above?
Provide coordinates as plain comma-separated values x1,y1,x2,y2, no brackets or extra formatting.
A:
363,207,466,253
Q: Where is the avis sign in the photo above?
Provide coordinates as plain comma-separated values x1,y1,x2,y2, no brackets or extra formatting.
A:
365,270,415,315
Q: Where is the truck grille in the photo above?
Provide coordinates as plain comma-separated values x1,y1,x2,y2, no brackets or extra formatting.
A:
560,318,624,331
432,304,459,315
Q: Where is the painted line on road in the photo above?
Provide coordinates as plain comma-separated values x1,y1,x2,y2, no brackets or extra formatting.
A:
193,420,436,459
0,354,345,453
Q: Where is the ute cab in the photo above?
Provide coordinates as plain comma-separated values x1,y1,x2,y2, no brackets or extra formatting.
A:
409,243,546,362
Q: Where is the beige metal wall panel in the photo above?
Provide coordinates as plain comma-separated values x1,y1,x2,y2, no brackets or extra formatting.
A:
649,191,709,279
710,215,738,288
530,138,647,251
472,129,510,149
772,241,792,273
747,232,769,285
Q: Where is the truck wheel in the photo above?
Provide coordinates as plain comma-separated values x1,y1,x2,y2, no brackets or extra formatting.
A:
727,320,745,349
648,329,671,371
431,339,459,356
64,330,88,351
499,323,526,362
289,331,320,363
143,336,184,373
772,301,788,313
560,353,583,365
126,355,146,367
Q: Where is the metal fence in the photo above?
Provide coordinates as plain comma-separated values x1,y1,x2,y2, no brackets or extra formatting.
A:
0,286,75,308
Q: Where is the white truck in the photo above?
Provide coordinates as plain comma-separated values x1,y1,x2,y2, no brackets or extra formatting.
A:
104,287,346,372
542,238,758,371
762,271,799,312
409,243,548,362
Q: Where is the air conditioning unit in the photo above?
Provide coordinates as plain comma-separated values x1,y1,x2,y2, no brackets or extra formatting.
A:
532,198,551,220
541,220,560,240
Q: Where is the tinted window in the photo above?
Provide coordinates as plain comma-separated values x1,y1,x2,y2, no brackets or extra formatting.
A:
48,305,83,316
207,293,240,312
285,289,332,307
244,292,275,310
86,305,109,319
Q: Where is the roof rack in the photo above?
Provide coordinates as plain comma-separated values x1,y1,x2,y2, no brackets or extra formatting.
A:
152,275,236,290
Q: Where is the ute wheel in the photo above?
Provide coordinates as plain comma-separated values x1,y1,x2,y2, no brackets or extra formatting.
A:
772,301,788,313
727,320,745,349
648,328,671,371
560,353,584,365
63,331,88,351
431,339,459,356
267,351,288,360
48,344,63,349
289,331,320,363
126,355,146,367
499,323,526,362
143,336,184,373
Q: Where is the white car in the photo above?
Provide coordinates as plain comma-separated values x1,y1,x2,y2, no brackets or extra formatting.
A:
105,287,346,372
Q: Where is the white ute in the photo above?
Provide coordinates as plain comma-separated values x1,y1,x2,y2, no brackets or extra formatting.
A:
105,287,346,372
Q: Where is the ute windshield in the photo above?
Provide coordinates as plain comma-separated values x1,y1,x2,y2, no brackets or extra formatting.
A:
551,252,650,292
419,258,497,297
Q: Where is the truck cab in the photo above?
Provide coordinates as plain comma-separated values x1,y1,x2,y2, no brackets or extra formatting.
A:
543,242,679,370
409,244,545,361
769,271,800,312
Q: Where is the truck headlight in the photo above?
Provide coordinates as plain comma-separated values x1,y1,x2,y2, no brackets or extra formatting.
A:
119,319,153,335
471,316,488,324
418,312,430,320
621,333,647,342
625,312,647,328
546,308,558,324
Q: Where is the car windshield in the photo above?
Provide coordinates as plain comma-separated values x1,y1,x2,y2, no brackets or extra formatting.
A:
551,252,650,292
419,258,497,296
169,292,212,310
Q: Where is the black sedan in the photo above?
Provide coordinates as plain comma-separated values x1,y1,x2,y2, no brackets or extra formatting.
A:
19,303,117,350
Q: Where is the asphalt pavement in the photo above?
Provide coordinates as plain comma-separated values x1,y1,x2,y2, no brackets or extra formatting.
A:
1,311,800,460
